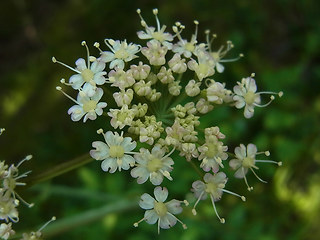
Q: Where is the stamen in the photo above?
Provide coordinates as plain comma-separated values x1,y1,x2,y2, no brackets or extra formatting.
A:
162,147,176,159
60,78,72,86
221,189,246,201
16,155,32,168
38,216,56,232
192,191,204,215
160,170,173,180
133,217,145,227
254,96,274,108
210,195,225,223
250,167,267,183
152,8,161,31
56,86,79,105
255,160,282,166
15,192,34,208
167,212,187,230
157,218,161,234
81,41,90,68
242,167,253,191
215,157,224,168
220,54,244,62
0,128,5,135
104,39,115,53
183,200,189,206
97,128,104,134
52,57,80,73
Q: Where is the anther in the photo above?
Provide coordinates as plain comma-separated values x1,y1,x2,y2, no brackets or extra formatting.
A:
278,161,283,166
192,209,197,215
56,86,62,91
241,196,246,201
52,57,57,63
239,53,244,57
94,42,100,48
97,129,104,134
194,20,199,25
278,91,283,97
136,9,141,14
183,200,189,206
265,151,270,156
251,73,256,77
153,8,158,15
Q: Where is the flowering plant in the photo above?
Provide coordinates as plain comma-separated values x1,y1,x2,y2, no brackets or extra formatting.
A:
53,9,282,233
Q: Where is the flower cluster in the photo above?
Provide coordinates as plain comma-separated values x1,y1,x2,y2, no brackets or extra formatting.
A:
53,9,282,233
0,129,55,240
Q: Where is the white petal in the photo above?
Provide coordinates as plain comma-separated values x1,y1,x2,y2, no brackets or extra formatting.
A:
69,74,84,89
166,200,182,215
139,193,155,210
247,143,257,157
234,167,248,178
101,158,117,173
82,83,97,98
93,72,106,85
122,137,136,152
121,155,135,170
68,105,85,121
104,131,116,147
160,214,177,229
144,210,158,224
150,172,164,186
229,159,242,170
91,61,105,73
90,141,109,160
154,186,168,202
91,87,104,101
216,63,225,73
100,52,115,62
75,58,87,71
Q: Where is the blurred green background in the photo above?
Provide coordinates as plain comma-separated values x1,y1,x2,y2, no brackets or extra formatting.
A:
0,0,319,239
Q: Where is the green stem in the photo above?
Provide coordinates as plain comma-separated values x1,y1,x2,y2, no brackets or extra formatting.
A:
24,153,93,187
189,159,204,178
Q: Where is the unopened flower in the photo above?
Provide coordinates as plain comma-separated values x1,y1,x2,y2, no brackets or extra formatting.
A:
188,51,215,81
0,223,15,240
229,143,282,191
90,131,136,172
157,66,175,84
185,80,201,97
113,89,134,107
108,67,135,89
108,105,135,129
168,54,187,73
131,146,174,185
134,187,187,234
191,172,245,223
141,40,168,66
196,98,213,114
130,62,151,80
206,79,232,104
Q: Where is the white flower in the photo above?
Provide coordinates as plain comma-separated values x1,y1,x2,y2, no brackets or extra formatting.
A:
52,41,106,97
108,105,135,129
191,172,245,223
136,9,174,49
131,146,174,185
172,20,200,58
64,88,107,122
98,39,140,69
20,217,56,240
229,143,282,191
198,136,228,172
233,76,283,118
141,40,168,66
0,195,19,222
133,80,152,96
90,131,136,173
179,143,199,161
134,187,187,234
0,223,15,240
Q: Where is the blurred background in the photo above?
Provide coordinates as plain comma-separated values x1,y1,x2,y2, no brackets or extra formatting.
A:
0,0,319,239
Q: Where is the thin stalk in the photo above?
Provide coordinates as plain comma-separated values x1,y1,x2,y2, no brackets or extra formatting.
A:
24,153,93,187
